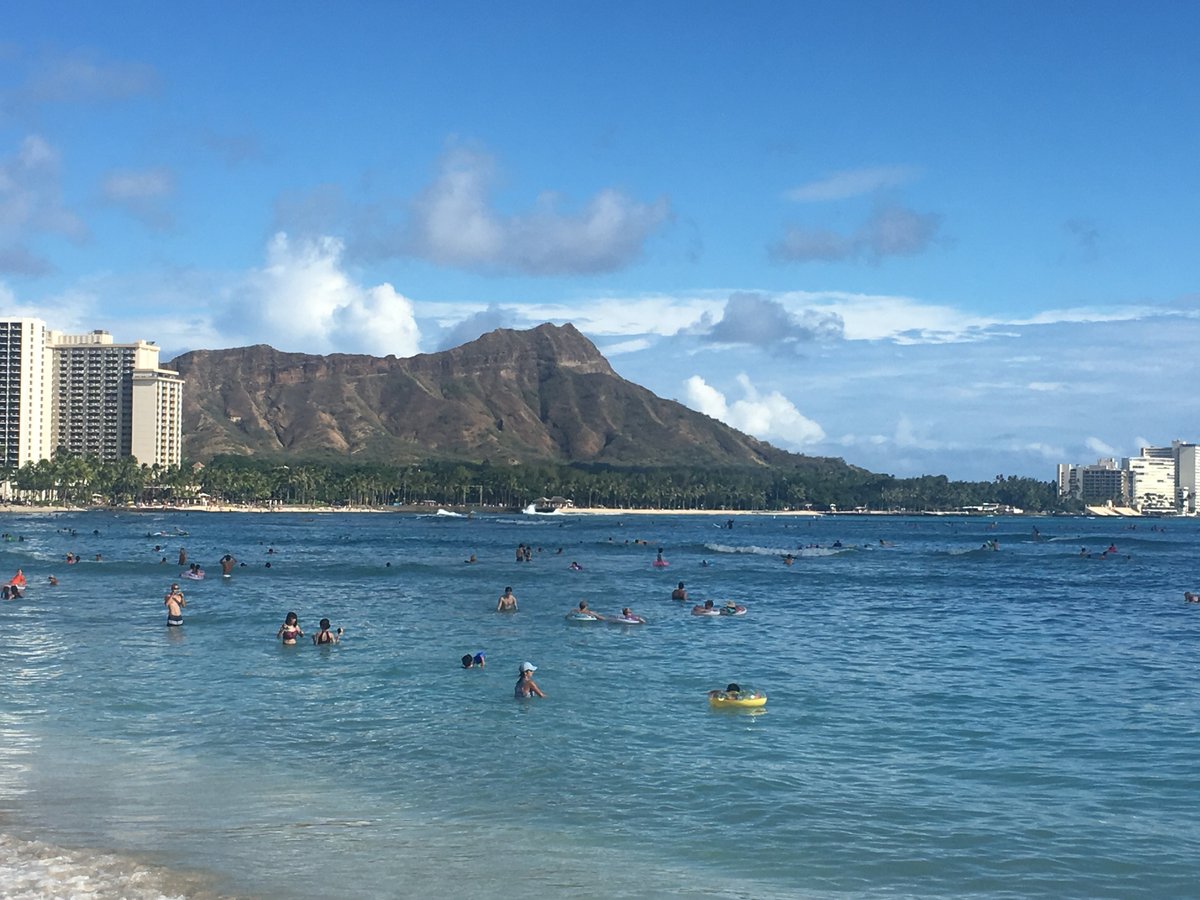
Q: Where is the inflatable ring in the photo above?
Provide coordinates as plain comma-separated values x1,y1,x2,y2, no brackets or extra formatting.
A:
708,693,767,709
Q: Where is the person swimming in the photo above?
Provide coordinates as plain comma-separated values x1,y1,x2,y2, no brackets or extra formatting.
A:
462,651,486,668
571,600,603,619
708,682,743,700
692,599,717,615
671,582,687,601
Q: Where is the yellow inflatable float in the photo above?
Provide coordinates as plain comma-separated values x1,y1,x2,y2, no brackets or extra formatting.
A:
707,684,767,709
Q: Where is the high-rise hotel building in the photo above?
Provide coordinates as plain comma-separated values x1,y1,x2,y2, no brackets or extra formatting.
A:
0,318,54,468
0,318,183,469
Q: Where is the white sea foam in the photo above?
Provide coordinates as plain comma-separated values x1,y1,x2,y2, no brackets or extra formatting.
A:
704,542,841,557
434,508,465,517
0,832,214,899
521,503,563,515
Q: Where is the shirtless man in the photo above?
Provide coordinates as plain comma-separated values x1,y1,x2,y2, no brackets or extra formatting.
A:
496,586,518,612
164,583,186,627
219,554,236,576
671,581,688,601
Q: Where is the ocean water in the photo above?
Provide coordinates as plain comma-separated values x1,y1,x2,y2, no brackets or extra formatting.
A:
1,510,1198,898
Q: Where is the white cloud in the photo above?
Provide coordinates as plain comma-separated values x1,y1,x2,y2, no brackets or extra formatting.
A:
0,134,87,273
1022,442,1066,460
894,414,955,451
785,165,920,202
437,304,513,350
101,166,175,229
683,373,825,447
404,146,670,274
102,168,172,201
475,293,717,338
770,204,941,264
242,233,420,357
16,55,158,106
599,337,652,356
1084,436,1118,458
698,292,843,352
1027,382,1066,392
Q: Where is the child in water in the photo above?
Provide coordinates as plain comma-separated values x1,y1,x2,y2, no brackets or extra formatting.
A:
313,618,342,645
708,682,743,700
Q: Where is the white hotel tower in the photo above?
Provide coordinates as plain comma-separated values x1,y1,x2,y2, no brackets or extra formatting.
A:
0,318,183,469
0,318,54,468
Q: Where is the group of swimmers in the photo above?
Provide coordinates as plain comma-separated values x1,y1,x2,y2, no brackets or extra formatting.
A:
460,651,546,698
158,576,341,645
2,569,25,599
669,581,746,616
276,610,342,645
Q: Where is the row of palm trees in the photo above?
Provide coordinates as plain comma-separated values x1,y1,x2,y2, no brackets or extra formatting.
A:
1,452,1062,512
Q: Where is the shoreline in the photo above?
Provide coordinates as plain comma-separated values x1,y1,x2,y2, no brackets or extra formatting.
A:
0,502,1155,518
0,503,821,516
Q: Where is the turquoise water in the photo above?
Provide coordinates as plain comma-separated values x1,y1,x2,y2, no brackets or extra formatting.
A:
1,510,1198,898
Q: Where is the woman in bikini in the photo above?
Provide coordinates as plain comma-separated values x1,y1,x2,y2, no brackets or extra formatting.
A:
277,611,303,645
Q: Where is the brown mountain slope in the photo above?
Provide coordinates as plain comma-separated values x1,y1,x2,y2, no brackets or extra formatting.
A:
167,323,807,467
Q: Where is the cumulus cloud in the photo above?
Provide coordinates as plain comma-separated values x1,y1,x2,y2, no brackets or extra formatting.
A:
785,165,919,202
101,167,175,229
699,291,843,352
771,204,941,264
683,373,825,447
402,146,671,274
0,134,87,274
239,233,420,356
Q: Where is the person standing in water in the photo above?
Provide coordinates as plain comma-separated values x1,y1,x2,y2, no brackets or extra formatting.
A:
164,583,186,627
515,662,545,699
312,618,341,644
497,586,518,612
277,611,302,644
671,582,688,601
178,547,187,566
219,554,236,576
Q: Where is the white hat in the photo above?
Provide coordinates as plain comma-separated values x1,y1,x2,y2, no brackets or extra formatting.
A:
520,661,537,672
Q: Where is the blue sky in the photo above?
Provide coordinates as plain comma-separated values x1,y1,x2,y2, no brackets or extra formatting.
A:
2,2,1197,479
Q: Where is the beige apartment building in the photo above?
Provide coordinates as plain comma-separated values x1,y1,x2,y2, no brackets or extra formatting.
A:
0,319,183,469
